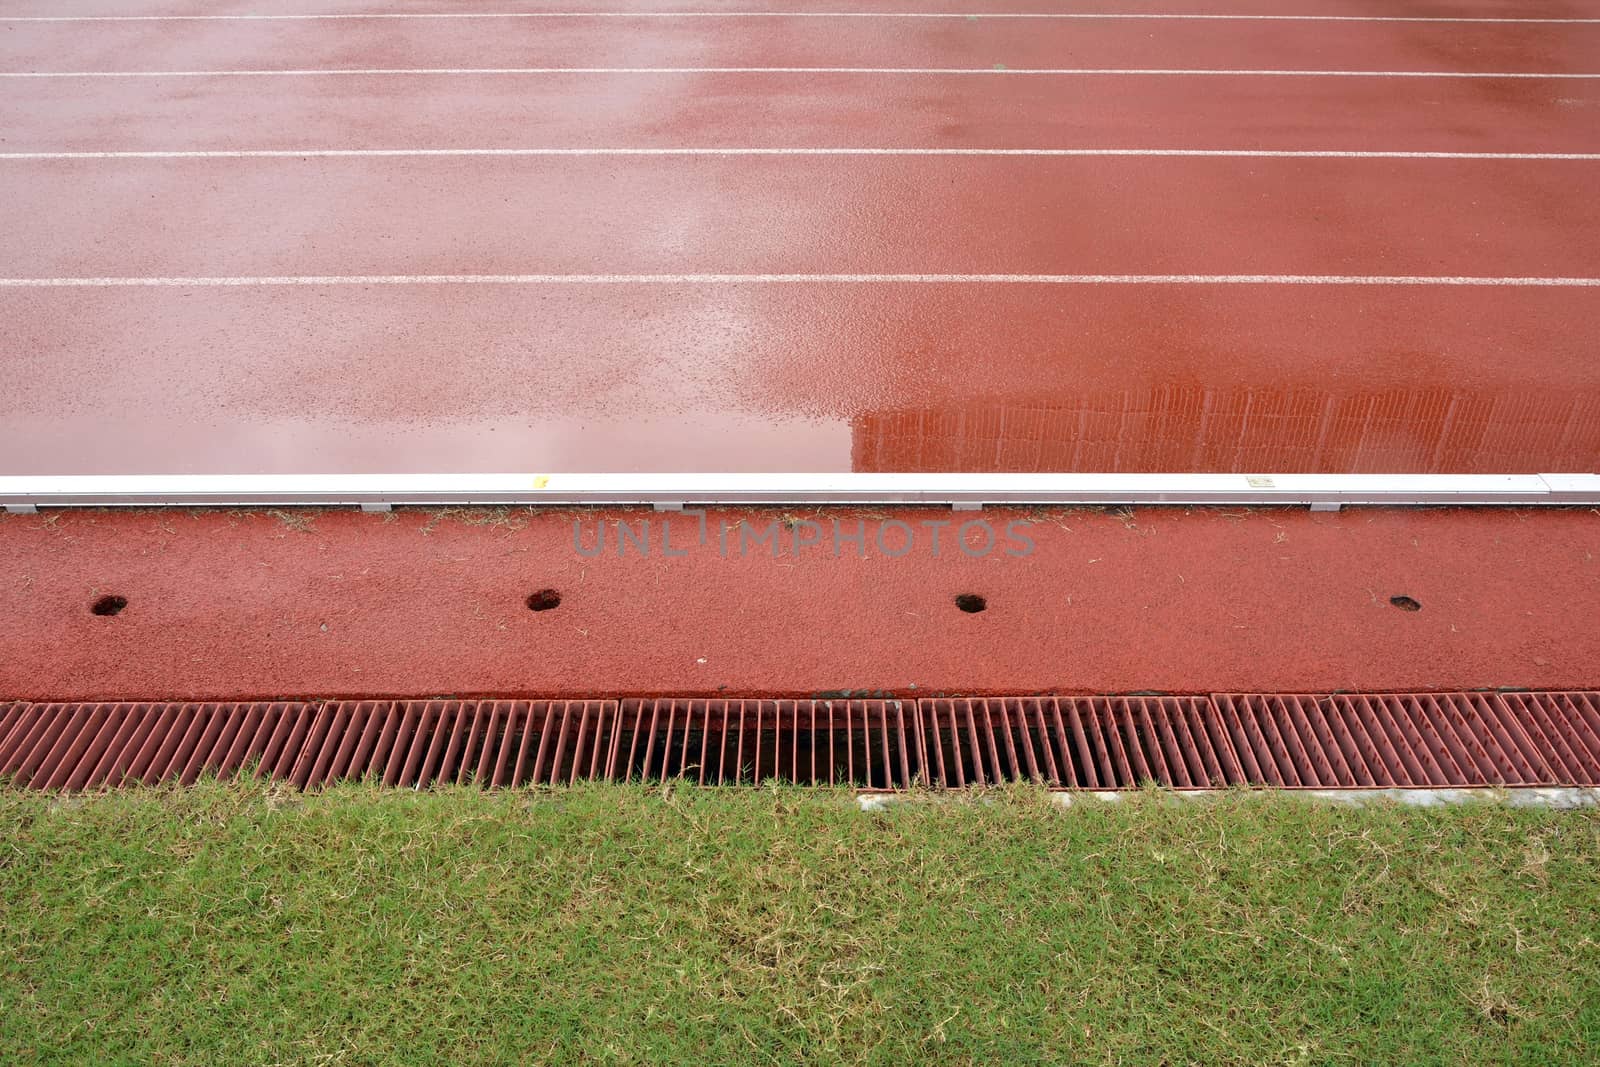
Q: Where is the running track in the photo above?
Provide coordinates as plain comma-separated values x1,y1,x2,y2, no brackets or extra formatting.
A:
1,0,1598,699
3,0,1599,477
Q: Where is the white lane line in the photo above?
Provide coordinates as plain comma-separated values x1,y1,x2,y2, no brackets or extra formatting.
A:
6,67,1599,78
4,12,1598,22
2,274,1597,287
5,148,1599,160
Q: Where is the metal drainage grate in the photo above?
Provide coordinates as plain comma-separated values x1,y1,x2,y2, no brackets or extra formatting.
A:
1213,692,1600,788
1488,691,1600,785
2,693,1598,792
304,700,618,789
0,699,917,791
918,697,1240,789
0,701,312,792
615,700,918,787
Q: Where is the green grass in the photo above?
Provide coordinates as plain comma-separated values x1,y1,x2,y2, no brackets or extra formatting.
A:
2,784,1598,1065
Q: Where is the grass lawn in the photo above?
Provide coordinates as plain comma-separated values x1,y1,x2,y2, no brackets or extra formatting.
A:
2,784,1598,1065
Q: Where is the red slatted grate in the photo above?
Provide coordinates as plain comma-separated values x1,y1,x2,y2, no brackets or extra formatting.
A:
616,700,918,787
917,697,1241,789
1490,692,1600,785
314,700,616,788
0,702,315,791
1213,692,1600,788
2,694,1597,792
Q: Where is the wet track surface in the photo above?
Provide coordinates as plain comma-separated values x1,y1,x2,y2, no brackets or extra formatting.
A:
2,0,1598,477
2,0,1599,702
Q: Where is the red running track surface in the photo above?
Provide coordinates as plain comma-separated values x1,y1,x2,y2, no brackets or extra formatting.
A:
2,2,1599,704
2,506,1598,701
1,0,1599,478
5,17,1597,72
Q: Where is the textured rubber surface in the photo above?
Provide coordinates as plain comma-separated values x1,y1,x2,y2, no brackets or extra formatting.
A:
4,693,1596,792
5,506,1599,701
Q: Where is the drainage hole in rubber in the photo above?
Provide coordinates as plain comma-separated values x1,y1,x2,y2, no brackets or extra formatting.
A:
527,589,562,612
91,594,128,617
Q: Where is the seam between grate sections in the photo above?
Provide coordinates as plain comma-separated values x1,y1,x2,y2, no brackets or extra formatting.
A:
2,693,1597,792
